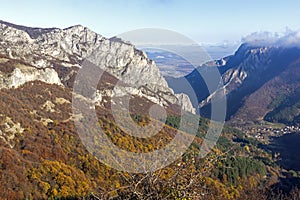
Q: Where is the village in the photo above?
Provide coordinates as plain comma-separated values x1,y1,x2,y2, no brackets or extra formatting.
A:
242,125,300,142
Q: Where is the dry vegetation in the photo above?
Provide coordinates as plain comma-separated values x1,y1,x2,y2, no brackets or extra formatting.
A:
0,58,299,199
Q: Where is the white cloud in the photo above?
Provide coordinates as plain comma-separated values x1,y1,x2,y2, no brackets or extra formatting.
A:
242,29,300,48
242,31,279,46
277,31,300,47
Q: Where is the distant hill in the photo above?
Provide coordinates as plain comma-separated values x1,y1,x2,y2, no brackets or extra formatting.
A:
166,43,300,126
0,20,299,199
142,43,238,78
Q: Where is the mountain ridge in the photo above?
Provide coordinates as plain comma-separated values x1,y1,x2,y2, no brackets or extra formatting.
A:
166,42,300,125
0,19,299,199
0,20,195,113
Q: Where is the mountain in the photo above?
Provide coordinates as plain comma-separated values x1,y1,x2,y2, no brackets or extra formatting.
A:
0,20,199,198
167,42,300,126
0,20,195,113
1,20,299,199
0,58,274,200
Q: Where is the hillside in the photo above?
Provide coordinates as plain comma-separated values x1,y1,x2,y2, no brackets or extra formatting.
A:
0,20,299,199
0,56,275,199
167,43,300,126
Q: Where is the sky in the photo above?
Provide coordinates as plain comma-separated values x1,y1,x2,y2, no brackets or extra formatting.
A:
1,0,300,44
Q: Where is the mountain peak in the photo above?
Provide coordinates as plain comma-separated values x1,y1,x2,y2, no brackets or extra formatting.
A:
0,20,196,113
64,24,84,29
62,24,95,35
0,19,58,39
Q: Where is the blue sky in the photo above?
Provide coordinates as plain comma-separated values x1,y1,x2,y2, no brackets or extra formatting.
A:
1,0,300,44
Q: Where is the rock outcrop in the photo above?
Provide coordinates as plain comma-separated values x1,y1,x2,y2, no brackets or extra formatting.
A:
167,42,300,122
0,21,195,113
0,64,61,89
175,93,196,114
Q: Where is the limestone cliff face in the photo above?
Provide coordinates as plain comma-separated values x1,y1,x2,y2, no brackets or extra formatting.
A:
0,21,195,113
0,65,62,89
175,93,196,114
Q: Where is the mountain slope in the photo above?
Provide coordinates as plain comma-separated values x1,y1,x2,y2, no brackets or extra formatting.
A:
231,56,300,125
0,59,274,199
0,20,285,199
167,43,300,125
0,20,195,113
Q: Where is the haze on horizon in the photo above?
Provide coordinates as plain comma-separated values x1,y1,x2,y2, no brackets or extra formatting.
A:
0,0,300,45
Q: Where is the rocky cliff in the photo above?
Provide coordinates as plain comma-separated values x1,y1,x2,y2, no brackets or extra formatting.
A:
0,20,195,113
167,43,300,123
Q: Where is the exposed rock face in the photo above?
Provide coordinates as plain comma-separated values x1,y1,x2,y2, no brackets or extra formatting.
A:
0,65,62,89
175,93,196,114
167,43,300,121
0,116,24,148
215,45,300,122
0,21,195,113
86,38,178,107
198,44,279,100
0,23,102,67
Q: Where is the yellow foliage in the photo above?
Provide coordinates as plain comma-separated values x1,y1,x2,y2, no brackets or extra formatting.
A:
51,188,58,196
39,182,51,193
115,182,121,189
244,145,250,153
27,160,91,198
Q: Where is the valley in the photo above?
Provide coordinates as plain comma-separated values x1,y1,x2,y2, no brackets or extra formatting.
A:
0,19,299,200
